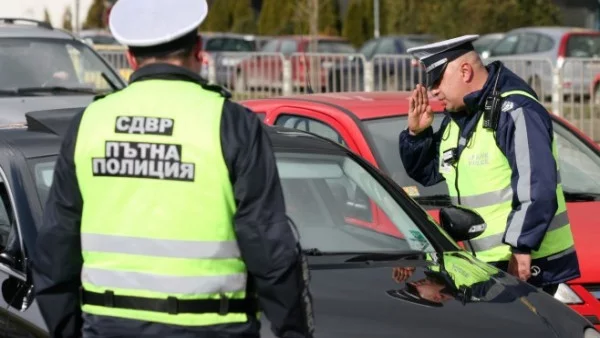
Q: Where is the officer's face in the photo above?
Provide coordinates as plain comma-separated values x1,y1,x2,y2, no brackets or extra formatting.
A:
410,279,454,303
430,61,473,112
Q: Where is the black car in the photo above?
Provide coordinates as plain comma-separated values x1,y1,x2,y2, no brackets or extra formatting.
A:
0,18,126,125
0,109,598,338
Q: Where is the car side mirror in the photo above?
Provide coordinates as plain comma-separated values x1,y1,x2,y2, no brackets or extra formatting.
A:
439,205,486,242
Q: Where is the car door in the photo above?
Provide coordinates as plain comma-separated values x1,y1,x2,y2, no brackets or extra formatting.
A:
0,167,46,336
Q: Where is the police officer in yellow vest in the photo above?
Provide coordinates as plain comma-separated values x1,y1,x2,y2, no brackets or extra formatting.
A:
399,35,580,295
31,0,314,337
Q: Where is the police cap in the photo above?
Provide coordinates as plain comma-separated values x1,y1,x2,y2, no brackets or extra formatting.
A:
109,0,208,56
406,35,480,89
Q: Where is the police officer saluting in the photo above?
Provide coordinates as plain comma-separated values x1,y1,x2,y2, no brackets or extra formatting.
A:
399,35,580,294
31,0,314,337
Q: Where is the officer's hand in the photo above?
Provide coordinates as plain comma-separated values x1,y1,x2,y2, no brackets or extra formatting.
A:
508,253,532,282
392,266,416,283
408,84,434,135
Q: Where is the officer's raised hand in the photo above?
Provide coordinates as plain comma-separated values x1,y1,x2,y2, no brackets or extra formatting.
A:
408,84,434,135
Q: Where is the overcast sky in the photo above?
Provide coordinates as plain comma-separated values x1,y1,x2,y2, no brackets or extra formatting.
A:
1,0,95,30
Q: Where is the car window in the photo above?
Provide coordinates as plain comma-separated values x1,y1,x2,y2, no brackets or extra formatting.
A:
401,37,437,53
375,38,397,54
277,152,434,252
363,116,449,200
359,39,379,59
275,114,347,146
30,159,56,206
280,40,298,56
317,41,356,54
205,37,255,52
553,122,600,195
0,38,123,92
491,34,519,56
0,180,14,254
261,39,279,53
515,33,539,54
565,34,600,58
83,35,118,45
204,38,225,51
537,35,554,53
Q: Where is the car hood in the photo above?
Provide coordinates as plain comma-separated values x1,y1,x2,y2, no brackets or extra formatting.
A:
260,251,590,338
0,96,94,124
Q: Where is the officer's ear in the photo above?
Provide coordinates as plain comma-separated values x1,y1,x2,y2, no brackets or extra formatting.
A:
125,49,140,71
194,35,203,63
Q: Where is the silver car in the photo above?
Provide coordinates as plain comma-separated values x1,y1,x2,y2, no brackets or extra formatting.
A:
480,26,600,101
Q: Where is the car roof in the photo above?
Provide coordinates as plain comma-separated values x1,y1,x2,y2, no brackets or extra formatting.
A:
243,92,446,120
507,26,600,38
0,18,77,40
200,32,258,40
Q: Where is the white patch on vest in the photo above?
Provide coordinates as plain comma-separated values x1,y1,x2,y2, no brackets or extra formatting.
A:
468,152,490,166
501,100,514,112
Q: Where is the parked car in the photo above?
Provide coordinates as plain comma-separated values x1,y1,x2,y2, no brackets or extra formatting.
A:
78,29,120,46
0,108,598,337
233,35,356,93
327,34,437,92
473,33,505,54
198,32,262,86
0,18,126,124
480,26,600,100
242,91,600,328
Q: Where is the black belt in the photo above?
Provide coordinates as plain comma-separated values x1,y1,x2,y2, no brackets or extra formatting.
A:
80,289,258,315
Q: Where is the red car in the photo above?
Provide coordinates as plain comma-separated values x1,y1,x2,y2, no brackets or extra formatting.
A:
241,91,600,328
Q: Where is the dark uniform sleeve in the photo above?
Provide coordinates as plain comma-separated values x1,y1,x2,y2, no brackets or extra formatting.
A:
31,111,85,338
398,116,450,187
220,100,314,338
494,99,558,253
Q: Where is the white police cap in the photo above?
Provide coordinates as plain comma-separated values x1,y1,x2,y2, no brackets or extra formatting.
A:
406,35,480,88
109,0,208,47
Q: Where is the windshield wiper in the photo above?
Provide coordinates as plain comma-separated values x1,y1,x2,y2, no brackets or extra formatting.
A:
563,191,600,202
13,86,99,95
302,248,425,261
0,89,41,96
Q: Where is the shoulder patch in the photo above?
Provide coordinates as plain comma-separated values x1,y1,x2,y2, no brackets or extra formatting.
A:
501,100,514,112
200,83,232,99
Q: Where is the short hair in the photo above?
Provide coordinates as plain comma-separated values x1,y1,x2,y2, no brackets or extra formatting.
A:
128,30,199,64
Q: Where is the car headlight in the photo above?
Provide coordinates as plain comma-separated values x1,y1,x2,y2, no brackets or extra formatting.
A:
554,283,584,304
585,327,600,338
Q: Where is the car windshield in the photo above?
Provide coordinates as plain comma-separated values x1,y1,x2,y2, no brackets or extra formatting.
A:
204,38,256,52
565,34,600,58
31,152,435,254
0,38,123,93
403,38,437,51
363,115,600,200
317,41,356,53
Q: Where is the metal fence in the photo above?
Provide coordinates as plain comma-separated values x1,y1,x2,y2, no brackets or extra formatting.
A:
94,46,600,141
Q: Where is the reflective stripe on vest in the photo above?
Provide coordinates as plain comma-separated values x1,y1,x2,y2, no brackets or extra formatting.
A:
74,79,251,326
438,90,575,263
